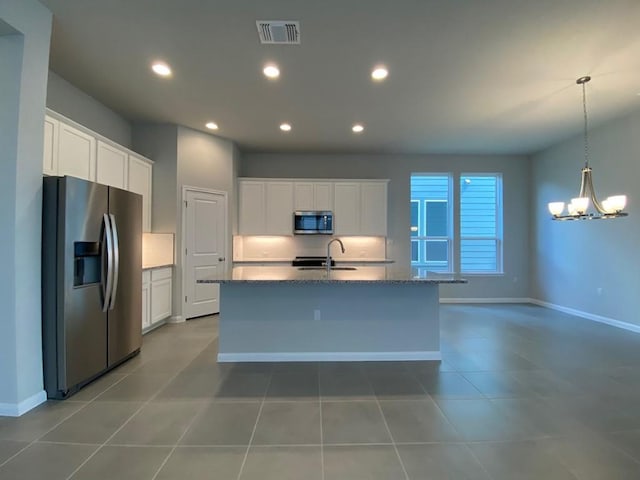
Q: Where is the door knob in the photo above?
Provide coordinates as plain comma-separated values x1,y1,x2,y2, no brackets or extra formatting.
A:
218,257,226,262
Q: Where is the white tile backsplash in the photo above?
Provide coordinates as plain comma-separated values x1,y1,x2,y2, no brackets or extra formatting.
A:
142,233,175,268
234,235,386,261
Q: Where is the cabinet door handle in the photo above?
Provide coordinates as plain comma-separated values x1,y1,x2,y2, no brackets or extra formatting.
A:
218,257,226,262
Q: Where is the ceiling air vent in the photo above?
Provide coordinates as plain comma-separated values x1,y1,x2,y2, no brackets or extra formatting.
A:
256,21,300,45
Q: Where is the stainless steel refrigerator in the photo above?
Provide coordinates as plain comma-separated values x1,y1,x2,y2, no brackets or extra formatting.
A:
42,176,142,399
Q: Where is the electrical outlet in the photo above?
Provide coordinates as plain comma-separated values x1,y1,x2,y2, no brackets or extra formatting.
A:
313,309,321,321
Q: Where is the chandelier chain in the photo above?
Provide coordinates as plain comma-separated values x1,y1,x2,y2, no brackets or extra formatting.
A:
582,81,589,168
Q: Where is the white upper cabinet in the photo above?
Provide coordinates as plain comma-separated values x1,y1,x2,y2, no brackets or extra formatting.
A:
239,180,266,235
57,122,96,181
96,141,128,189
240,178,387,237
293,182,314,211
360,181,388,236
294,181,333,211
334,181,388,236
127,154,153,232
314,182,333,211
333,182,361,235
43,115,59,176
265,181,294,235
238,180,294,235
44,110,154,233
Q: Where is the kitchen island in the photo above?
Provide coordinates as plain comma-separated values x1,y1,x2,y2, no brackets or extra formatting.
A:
199,266,466,362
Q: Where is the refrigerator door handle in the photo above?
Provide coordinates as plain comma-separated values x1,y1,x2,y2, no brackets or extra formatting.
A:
101,213,114,312
108,213,120,310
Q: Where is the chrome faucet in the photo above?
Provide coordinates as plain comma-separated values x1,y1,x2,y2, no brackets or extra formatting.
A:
326,238,345,273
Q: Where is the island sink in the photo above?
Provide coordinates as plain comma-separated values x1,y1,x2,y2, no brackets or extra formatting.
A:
298,266,357,271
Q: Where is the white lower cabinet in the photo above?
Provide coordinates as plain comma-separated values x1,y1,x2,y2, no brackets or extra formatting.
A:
142,267,173,333
141,271,151,331
151,268,172,323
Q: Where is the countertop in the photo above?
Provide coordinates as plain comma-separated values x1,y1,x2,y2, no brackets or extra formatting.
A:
233,258,395,264
198,265,466,284
142,263,174,271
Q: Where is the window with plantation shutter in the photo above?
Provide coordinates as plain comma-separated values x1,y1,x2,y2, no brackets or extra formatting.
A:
460,174,502,273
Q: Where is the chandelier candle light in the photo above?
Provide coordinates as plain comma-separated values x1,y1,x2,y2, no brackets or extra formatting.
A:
548,76,628,220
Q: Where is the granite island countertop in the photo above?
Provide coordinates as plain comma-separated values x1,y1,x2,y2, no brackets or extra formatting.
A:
198,265,467,284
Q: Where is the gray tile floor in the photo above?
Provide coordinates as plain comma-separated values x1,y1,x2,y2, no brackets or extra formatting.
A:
2,304,640,479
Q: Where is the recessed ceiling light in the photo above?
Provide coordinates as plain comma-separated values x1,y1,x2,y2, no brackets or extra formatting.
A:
352,124,364,133
371,66,388,81
205,122,218,130
263,64,280,79
280,123,292,132
151,61,172,77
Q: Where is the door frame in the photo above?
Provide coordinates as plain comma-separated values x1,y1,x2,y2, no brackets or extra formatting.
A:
180,185,229,319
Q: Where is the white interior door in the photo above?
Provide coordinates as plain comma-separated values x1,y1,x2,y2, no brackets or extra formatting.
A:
183,188,226,319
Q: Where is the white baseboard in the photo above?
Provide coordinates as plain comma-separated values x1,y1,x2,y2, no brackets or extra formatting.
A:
142,319,166,335
0,390,47,417
217,351,442,363
440,297,532,304
168,315,184,324
530,299,640,333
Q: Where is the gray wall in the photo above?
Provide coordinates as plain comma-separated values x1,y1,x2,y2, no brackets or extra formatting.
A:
241,153,531,299
46,70,132,148
0,0,51,413
132,123,179,233
132,124,238,320
175,126,237,318
531,110,640,327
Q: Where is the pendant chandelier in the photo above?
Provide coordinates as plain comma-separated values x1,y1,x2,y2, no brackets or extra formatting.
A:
548,76,628,220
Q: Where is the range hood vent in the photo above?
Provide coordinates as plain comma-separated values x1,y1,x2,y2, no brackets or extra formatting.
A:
256,21,300,44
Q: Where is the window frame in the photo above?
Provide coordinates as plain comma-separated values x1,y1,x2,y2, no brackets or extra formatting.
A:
409,174,454,273
459,173,503,275
410,199,420,263
423,199,451,269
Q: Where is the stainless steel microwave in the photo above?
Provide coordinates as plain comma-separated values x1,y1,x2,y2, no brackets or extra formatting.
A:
293,211,333,235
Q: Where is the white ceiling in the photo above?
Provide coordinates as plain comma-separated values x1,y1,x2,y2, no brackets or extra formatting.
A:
40,0,640,155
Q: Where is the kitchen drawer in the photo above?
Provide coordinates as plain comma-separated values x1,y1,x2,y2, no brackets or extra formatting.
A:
151,267,172,281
